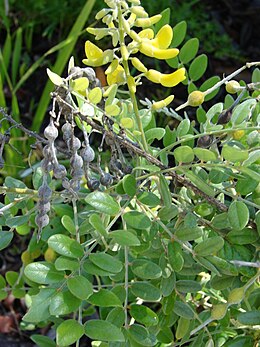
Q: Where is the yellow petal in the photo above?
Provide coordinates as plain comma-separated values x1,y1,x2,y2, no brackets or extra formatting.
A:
107,65,125,85
131,57,147,73
140,42,179,60
145,69,162,84
85,40,103,59
151,24,173,49
160,68,186,87
152,95,174,110
138,28,154,40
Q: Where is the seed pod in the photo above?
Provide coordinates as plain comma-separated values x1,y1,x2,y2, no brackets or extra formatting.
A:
42,145,52,157
70,153,83,170
53,164,67,179
38,182,52,201
123,165,133,174
35,214,49,229
70,179,81,192
81,145,95,163
197,135,213,148
70,136,81,151
41,158,54,173
187,91,205,107
68,66,83,79
44,119,58,141
62,177,71,189
61,122,73,142
38,201,51,215
228,287,245,305
88,178,100,191
211,304,228,320
71,168,84,180
100,172,113,186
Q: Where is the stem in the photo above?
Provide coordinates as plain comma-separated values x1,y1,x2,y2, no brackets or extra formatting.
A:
117,3,148,152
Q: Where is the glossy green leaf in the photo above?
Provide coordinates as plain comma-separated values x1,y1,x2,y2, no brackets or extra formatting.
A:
31,334,56,347
61,215,76,234
222,145,248,163
110,229,140,246
0,231,13,251
89,213,108,237
48,234,84,258
106,307,125,327
179,38,199,64
168,242,184,272
171,21,187,47
189,54,208,81
193,148,217,161
67,275,93,300
228,201,249,231
85,320,125,342
49,290,81,315
237,311,260,325
131,282,161,302
194,236,224,256
55,256,80,272
128,324,157,346
175,226,203,241
173,300,194,319
85,191,120,215
89,252,123,273
87,289,122,307
131,259,162,279
130,305,159,327
23,288,56,323
57,319,84,347
83,259,115,276
122,174,137,197
176,280,202,293
123,211,151,230
174,146,194,163
24,262,64,284
227,228,258,245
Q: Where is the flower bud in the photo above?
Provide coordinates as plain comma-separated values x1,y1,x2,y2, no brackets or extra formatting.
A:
130,6,148,18
146,69,162,84
211,304,228,320
225,80,241,94
152,95,174,110
127,76,136,93
135,14,162,28
228,287,245,305
131,57,147,73
188,91,205,107
140,42,179,60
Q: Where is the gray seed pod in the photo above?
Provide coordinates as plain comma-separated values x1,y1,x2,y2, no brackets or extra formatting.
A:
70,179,81,192
62,177,71,190
44,119,58,141
70,136,81,152
100,172,113,187
70,153,83,170
41,158,54,173
88,178,100,191
80,145,95,163
71,168,84,180
69,66,83,79
38,182,52,201
61,122,72,142
53,164,67,179
38,201,51,215
35,214,49,229
42,145,52,158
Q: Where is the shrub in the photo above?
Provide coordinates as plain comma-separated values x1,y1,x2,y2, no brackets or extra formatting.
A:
0,0,259,346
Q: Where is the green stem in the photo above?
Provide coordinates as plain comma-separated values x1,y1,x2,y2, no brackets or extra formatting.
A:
117,3,148,152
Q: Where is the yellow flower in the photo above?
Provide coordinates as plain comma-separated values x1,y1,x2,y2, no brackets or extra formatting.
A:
145,68,186,87
150,25,173,49
152,95,174,110
106,64,125,85
82,41,113,67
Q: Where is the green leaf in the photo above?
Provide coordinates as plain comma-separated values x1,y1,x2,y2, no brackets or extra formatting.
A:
49,290,81,315
228,201,249,231
88,87,102,104
179,38,199,64
184,171,215,197
110,229,140,246
176,119,190,138
175,280,202,293
176,317,190,340
55,256,80,272
222,145,248,163
231,99,256,125
87,289,122,307
46,68,63,86
189,54,208,81
200,76,221,101
106,307,125,327
173,300,194,319
168,242,184,272
131,259,162,279
137,192,160,207
48,234,84,258
193,148,217,162
194,237,224,256
85,191,120,215
31,334,56,347
123,211,151,230
61,215,76,234
155,8,170,32
171,21,187,47
161,272,176,297
23,288,56,323
145,128,165,144
105,104,120,116
174,146,194,163
6,215,30,228
175,226,203,241
122,174,137,197
128,324,157,346
0,231,13,250
24,262,64,284
237,311,260,325
85,320,125,342
130,304,159,327
226,228,259,245
67,275,93,300
89,213,108,237
12,27,22,84
89,252,123,273
83,259,115,276
57,319,84,347
131,282,161,302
